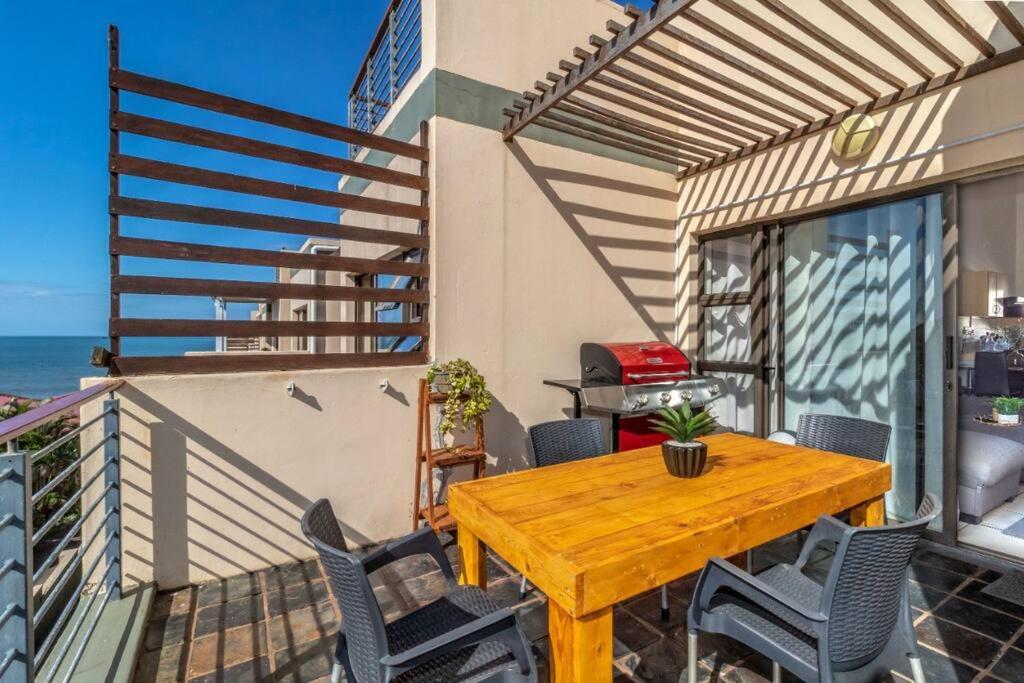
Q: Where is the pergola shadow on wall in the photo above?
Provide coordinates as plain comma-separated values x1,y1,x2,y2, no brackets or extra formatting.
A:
502,0,1024,179
105,26,431,376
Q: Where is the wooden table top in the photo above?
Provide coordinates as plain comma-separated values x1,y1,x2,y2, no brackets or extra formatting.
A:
448,432,891,617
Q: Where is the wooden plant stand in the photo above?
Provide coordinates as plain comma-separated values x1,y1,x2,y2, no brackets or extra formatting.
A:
413,378,486,531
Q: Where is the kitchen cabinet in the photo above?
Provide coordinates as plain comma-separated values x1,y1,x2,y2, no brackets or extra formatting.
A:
960,270,1008,317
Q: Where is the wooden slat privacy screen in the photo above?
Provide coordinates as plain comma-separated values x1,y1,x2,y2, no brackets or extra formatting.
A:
107,26,430,375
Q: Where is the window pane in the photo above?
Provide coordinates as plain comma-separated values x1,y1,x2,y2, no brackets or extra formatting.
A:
706,372,754,434
704,305,751,361
704,235,751,294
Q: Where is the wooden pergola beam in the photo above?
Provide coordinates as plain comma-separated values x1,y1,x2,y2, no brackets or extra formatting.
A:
988,1,1024,45
502,0,699,140
926,0,996,57
869,0,963,70
822,0,934,80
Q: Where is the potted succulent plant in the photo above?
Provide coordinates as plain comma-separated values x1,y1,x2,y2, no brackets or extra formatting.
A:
992,396,1024,425
649,401,718,478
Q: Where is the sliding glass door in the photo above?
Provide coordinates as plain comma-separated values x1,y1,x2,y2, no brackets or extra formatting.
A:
782,195,946,524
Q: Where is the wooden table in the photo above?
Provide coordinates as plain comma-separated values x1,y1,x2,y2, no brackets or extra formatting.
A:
447,432,891,682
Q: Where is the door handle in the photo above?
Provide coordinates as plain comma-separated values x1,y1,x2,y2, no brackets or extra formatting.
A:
945,380,955,393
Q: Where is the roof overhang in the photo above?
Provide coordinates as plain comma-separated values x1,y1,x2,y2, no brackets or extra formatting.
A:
502,0,1024,180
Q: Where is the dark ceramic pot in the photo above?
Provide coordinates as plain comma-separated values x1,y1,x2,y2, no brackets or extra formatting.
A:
661,440,707,478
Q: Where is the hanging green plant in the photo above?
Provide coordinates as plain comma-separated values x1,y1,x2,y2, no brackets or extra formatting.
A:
426,359,492,438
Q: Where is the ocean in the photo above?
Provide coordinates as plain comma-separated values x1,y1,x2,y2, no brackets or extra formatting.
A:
0,337,214,399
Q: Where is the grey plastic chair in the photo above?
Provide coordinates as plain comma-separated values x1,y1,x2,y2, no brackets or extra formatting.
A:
301,499,537,683
769,414,890,463
686,493,941,683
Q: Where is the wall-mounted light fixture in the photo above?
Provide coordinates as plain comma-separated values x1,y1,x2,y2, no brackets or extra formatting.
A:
832,114,880,161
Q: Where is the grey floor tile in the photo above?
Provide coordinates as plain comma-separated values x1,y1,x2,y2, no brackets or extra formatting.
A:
909,563,970,593
914,615,1003,669
196,573,261,608
991,646,1024,681
193,594,264,638
956,579,1024,619
933,596,1023,642
263,559,321,592
266,579,329,617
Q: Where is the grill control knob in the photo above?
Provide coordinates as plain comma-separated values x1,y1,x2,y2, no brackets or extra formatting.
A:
709,385,720,395
681,390,693,401
660,392,672,404
633,394,649,410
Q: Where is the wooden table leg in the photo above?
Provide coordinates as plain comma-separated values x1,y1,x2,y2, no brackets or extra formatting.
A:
548,601,613,683
850,495,886,527
457,525,487,588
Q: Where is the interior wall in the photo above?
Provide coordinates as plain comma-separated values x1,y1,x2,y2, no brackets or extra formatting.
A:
960,170,1024,295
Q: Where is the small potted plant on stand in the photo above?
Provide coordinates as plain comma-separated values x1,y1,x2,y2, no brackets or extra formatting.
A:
650,401,718,478
992,396,1024,426
426,359,492,448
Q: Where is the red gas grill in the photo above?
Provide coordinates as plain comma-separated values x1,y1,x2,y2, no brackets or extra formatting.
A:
545,341,723,452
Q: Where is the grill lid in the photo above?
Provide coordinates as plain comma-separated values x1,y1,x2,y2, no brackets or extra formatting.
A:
581,342,690,386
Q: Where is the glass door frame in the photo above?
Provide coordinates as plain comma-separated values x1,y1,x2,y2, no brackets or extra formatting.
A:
697,185,960,543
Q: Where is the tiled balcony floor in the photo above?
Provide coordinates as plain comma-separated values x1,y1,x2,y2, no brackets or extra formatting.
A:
135,535,1024,682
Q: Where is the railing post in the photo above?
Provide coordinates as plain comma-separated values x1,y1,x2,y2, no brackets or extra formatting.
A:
103,399,121,601
0,451,34,681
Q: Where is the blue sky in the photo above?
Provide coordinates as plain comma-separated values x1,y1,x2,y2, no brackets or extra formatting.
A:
0,0,643,337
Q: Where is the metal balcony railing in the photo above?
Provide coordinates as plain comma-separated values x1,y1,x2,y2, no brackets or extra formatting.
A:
0,381,123,681
348,0,422,156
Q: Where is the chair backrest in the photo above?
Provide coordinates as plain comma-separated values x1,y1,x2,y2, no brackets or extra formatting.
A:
975,351,1010,396
528,418,607,468
301,499,388,683
821,494,941,670
795,414,891,462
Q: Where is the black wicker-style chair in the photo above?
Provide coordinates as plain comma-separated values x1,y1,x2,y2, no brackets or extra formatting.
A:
686,493,940,683
768,414,891,463
528,418,607,467
975,351,1011,396
301,499,537,683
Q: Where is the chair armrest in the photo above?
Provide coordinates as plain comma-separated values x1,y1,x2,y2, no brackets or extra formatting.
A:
766,430,797,445
695,557,827,627
361,527,456,581
380,608,532,676
794,515,850,570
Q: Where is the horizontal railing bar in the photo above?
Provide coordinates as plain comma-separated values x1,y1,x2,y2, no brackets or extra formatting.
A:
32,434,115,505
111,197,428,249
0,514,14,531
112,274,429,304
32,461,114,546
0,603,14,630
111,350,429,376
30,409,111,465
111,155,429,221
33,495,112,583
0,649,14,679
34,535,116,669
113,69,428,161
0,382,123,445
0,467,13,482
0,559,14,580
110,319,428,338
110,235,429,277
34,507,115,624
113,112,427,191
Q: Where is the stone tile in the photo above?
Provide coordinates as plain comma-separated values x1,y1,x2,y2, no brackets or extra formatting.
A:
955,579,1024,619
908,580,949,612
624,589,687,633
266,579,329,617
613,609,661,653
692,631,755,669
909,563,969,593
193,594,265,638
134,644,188,682
515,598,548,643
913,550,981,578
933,595,1024,642
144,613,190,652
189,623,268,677
632,637,692,683
188,656,271,683
150,588,194,620
196,573,261,608
891,644,979,683
991,646,1024,681
263,559,321,592
369,553,445,586
975,569,1003,584
373,580,423,620
273,635,336,683
487,576,529,608
914,615,1003,669
268,601,339,652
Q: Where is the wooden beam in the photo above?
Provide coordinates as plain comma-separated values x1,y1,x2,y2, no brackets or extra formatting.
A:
602,22,808,126
110,236,429,277
111,351,430,376
925,0,996,57
113,69,428,160
713,0,881,98
868,0,963,70
110,318,428,338
110,197,429,249
111,154,428,221
577,83,735,153
679,45,1024,179
681,11,859,108
822,0,934,80
754,0,909,89
112,112,428,190
503,0,699,140
533,113,689,167
988,1,1024,45
112,275,429,304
